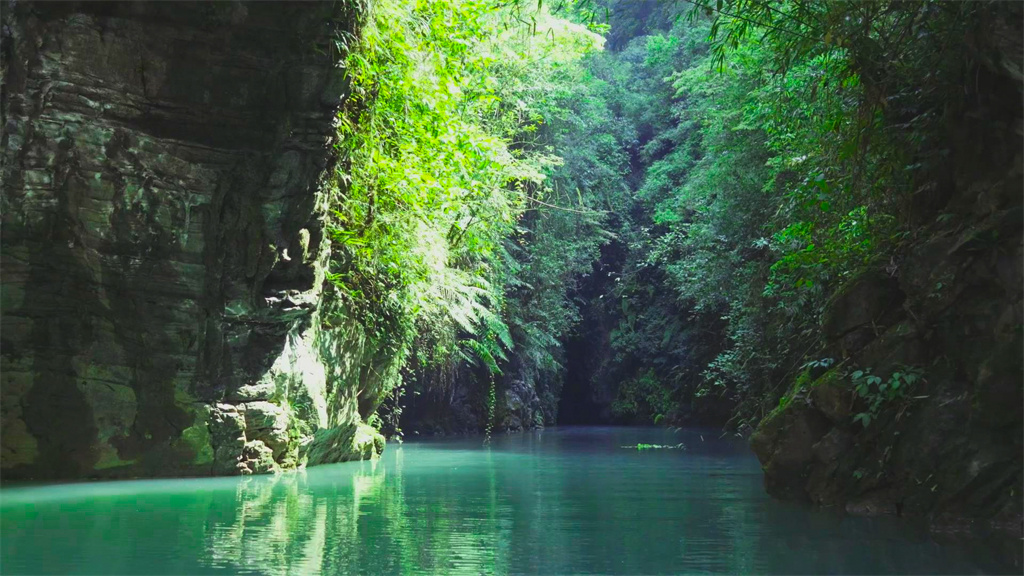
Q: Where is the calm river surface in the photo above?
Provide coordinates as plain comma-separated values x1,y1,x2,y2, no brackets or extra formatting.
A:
1,427,1019,575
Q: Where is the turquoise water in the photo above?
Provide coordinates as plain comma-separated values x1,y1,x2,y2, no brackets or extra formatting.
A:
1,427,1019,575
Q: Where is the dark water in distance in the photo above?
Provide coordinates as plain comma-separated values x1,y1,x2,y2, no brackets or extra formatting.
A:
1,427,1020,575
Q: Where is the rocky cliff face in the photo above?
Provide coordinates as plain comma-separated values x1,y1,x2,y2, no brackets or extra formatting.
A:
400,360,555,437
750,13,1024,532
752,213,1022,531
1,1,385,480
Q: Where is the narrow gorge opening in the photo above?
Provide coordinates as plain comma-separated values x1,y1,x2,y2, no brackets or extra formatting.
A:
556,241,623,426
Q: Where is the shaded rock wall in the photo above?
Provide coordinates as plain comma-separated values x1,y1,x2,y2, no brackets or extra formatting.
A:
1,1,382,479
399,355,556,437
752,209,1023,530
750,9,1023,531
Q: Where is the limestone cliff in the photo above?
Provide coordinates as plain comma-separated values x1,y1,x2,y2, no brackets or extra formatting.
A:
1,1,387,479
749,8,1024,531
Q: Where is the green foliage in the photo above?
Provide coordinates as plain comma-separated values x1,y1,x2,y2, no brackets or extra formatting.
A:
621,443,686,450
320,0,992,436
611,369,675,424
326,0,606,432
366,412,384,432
850,366,923,428
328,0,528,366
550,0,991,430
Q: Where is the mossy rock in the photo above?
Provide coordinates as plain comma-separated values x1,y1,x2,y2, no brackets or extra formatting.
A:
302,422,384,467
240,441,278,475
807,369,853,424
750,401,831,501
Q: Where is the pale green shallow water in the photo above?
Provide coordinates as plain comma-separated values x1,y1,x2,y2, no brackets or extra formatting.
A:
1,427,1020,575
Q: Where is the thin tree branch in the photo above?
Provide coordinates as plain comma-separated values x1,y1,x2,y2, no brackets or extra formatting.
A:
526,196,607,215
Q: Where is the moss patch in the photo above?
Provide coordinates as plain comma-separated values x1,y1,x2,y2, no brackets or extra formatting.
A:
303,421,385,467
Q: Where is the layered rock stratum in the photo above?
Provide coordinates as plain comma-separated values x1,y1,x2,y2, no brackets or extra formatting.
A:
1,1,385,479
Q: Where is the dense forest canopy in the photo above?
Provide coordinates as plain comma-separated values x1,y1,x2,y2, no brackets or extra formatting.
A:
327,0,1020,443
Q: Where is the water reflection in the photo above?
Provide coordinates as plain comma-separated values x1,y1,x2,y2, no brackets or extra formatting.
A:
200,468,370,575
194,448,513,575
1,428,1020,575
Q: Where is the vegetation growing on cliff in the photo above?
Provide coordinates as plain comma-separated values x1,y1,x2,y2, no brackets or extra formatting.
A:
0,0,1017,536
326,0,604,431
537,0,1020,430
328,0,1021,444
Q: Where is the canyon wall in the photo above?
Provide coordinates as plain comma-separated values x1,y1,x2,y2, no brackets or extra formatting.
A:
1,1,386,479
750,10,1023,531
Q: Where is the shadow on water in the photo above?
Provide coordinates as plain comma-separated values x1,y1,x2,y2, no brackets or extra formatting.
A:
1,427,1020,575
